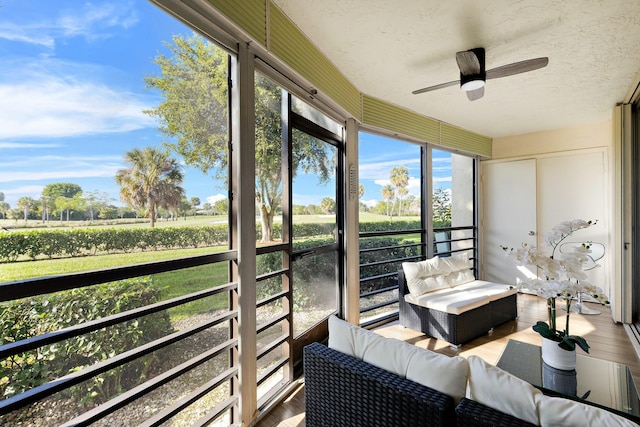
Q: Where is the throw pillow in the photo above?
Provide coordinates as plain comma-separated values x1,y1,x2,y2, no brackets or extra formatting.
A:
537,394,639,427
406,346,469,402
467,355,542,425
362,336,420,377
402,257,449,296
327,315,357,357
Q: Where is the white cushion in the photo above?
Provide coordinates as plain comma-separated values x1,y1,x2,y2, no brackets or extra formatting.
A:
402,257,450,296
362,336,419,377
439,252,472,273
467,355,542,425
405,287,491,315
443,269,476,287
451,280,518,300
406,347,469,402
537,394,639,427
328,315,388,360
327,315,357,357
351,321,388,360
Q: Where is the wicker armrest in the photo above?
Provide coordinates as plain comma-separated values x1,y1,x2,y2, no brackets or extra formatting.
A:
455,397,537,427
304,342,455,427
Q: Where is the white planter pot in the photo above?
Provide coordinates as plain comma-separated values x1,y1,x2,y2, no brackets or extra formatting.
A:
541,337,576,370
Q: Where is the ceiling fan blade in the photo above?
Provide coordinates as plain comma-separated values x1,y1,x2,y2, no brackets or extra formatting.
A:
486,57,549,79
466,86,484,101
456,48,483,75
412,80,460,95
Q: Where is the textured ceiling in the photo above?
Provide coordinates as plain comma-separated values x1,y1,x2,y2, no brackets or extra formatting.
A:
272,0,640,138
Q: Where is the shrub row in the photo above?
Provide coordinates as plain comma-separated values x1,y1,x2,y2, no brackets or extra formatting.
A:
0,226,230,262
0,220,439,262
0,277,174,405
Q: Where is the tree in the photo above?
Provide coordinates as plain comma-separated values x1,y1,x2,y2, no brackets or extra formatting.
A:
17,197,36,222
213,198,228,216
320,197,336,214
115,147,185,228
42,183,83,222
381,185,395,218
389,166,409,216
0,192,8,220
190,197,201,216
55,194,83,222
144,33,332,242
433,187,452,227
358,183,365,199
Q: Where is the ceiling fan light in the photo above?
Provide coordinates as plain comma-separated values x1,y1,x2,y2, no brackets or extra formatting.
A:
460,78,485,91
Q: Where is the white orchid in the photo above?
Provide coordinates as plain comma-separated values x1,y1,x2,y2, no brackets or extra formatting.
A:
502,219,609,353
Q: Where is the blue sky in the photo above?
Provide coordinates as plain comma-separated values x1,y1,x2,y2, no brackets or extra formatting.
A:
0,1,451,210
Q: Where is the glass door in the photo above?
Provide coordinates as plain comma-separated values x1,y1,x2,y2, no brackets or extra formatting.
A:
287,96,343,356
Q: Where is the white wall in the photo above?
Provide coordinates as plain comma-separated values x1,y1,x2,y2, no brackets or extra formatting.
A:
481,120,621,321
491,120,611,159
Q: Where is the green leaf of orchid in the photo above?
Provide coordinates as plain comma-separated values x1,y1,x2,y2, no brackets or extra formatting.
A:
532,321,557,340
560,335,590,353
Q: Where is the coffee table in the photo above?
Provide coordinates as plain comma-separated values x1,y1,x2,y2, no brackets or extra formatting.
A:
497,339,640,417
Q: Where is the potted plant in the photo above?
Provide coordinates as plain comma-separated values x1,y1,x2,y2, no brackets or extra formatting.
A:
502,219,609,370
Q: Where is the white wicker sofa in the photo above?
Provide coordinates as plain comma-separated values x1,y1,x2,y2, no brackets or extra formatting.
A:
399,253,517,346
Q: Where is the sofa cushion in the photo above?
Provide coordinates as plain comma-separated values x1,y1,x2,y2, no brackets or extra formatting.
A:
451,280,518,301
537,394,639,427
440,253,475,286
362,335,420,377
406,347,469,402
467,355,542,425
328,315,386,360
405,287,491,315
402,256,450,296
327,316,469,401
327,315,357,357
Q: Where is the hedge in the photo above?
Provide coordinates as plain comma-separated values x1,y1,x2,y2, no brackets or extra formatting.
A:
0,226,230,262
0,220,449,262
0,277,174,406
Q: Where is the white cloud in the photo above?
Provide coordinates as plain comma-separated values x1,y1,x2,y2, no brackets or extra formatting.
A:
206,194,227,204
0,155,123,183
2,185,44,196
359,158,421,180
0,166,120,183
361,199,378,208
0,3,139,48
373,176,421,196
0,142,63,149
0,76,156,139
434,176,452,183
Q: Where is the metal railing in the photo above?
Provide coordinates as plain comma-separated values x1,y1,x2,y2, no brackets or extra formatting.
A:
0,251,242,426
358,226,476,328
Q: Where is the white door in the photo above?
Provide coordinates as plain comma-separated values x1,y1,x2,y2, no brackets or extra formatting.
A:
481,159,537,285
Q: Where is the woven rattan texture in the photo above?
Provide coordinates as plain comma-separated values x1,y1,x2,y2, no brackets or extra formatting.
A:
303,342,455,427
397,268,517,345
455,398,537,427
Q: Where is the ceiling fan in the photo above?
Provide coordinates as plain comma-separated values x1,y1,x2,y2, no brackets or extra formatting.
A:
412,48,548,101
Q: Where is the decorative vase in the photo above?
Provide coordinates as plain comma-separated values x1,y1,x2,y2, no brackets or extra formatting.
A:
542,362,577,397
541,337,577,370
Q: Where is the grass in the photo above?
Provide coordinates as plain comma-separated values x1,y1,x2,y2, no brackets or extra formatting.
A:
1,246,232,321
1,212,423,319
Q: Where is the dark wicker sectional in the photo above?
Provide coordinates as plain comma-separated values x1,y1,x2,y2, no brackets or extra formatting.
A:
398,268,518,346
303,342,536,427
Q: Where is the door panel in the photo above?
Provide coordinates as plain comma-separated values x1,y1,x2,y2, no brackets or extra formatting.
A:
481,159,537,285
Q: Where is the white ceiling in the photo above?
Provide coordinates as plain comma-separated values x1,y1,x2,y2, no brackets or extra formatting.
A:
272,0,640,138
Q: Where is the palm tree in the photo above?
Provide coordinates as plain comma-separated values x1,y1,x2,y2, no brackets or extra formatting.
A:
381,184,395,218
115,147,185,227
389,166,409,217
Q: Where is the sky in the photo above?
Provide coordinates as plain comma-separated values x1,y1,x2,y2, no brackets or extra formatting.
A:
0,1,452,210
